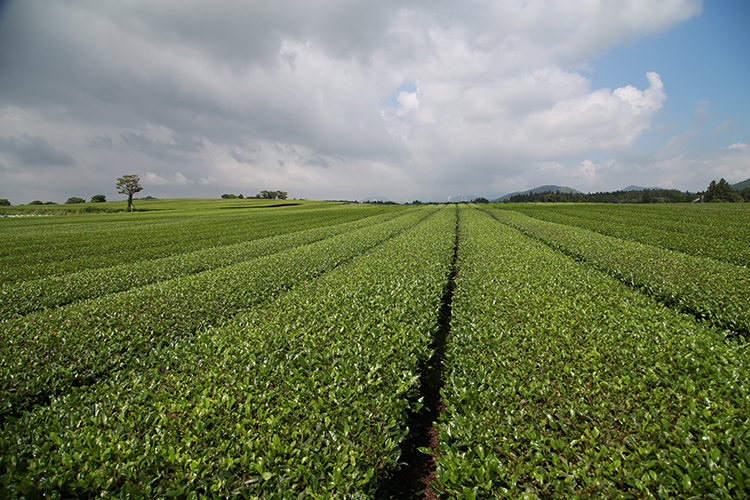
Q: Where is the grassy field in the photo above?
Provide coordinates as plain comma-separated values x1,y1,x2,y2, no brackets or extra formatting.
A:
1,201,749,499
0,197,338,216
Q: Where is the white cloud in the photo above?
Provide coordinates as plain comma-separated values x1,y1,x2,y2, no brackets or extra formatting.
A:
713,120,739,134
559,138,750,194
521,72,664,154
144,171,195,187
0,0,705,201
693,99,711,123
397,91,419,115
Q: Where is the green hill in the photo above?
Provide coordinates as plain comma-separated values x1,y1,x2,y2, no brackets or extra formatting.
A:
732,178,750,190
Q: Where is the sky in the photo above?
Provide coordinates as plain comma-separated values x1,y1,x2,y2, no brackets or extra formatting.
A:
0,0,748,204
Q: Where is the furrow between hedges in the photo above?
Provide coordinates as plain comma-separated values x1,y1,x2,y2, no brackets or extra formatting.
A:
377,206,459,500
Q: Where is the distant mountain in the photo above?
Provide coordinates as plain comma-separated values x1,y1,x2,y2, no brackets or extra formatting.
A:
491,185,581,203
732,178,750,190
620,185,663,192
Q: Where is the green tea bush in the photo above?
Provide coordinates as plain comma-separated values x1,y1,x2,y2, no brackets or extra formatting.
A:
435,206,750,498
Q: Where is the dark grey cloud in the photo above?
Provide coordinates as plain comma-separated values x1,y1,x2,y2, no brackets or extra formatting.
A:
119,131,205,162
0,0,406,164
0,134,76,167
229,148,256,164
304,156,331,169
83,0,446,66
87,134,113,150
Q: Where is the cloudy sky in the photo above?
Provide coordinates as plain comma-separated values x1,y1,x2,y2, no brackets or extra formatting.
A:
0,0,748,203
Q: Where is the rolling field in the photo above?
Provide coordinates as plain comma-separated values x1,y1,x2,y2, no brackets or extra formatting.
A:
1,201,749,499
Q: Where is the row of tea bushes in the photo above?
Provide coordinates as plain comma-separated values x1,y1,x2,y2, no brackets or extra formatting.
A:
483,207,750,335
507,204,750,267
512,203,750,242
0,204,402,284
1,206,457,498
0,209,411,320
0,207,436,421
435,206,750,498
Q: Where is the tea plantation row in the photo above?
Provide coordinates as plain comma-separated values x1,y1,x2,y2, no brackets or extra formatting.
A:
437,206,750,499
1,207,434,421
0,208,411,320
0,203,403,285
1,205,456,498
483,207,750,334
1,202,748,498
506,204,750,267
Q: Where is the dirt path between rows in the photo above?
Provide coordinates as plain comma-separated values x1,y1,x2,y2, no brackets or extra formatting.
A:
377,214,459,499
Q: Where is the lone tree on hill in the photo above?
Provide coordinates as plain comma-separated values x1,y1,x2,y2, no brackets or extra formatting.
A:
116,174,143,212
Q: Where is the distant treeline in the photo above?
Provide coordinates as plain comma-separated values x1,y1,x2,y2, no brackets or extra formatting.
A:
504,189,695,203
222,190,288,200
1,195,108,206
503,180,750,204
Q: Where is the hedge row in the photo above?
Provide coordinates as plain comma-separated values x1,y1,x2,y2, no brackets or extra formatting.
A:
1,206,457,498
435,205,750,498
0,208,410,320
482,206,750,335
0,207,436,421
0,205,402,284
507,204,750,267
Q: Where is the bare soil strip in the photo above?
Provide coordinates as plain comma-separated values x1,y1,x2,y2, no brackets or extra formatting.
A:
376,219,459,499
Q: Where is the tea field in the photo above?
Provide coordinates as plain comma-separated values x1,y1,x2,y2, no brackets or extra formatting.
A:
1,200,749,499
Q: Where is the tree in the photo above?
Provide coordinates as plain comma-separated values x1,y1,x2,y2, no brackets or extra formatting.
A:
0,199,10,206
257,190,288,200
91,194,106,203
116,174,143,212
65,197,86,204
705,178,740,202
